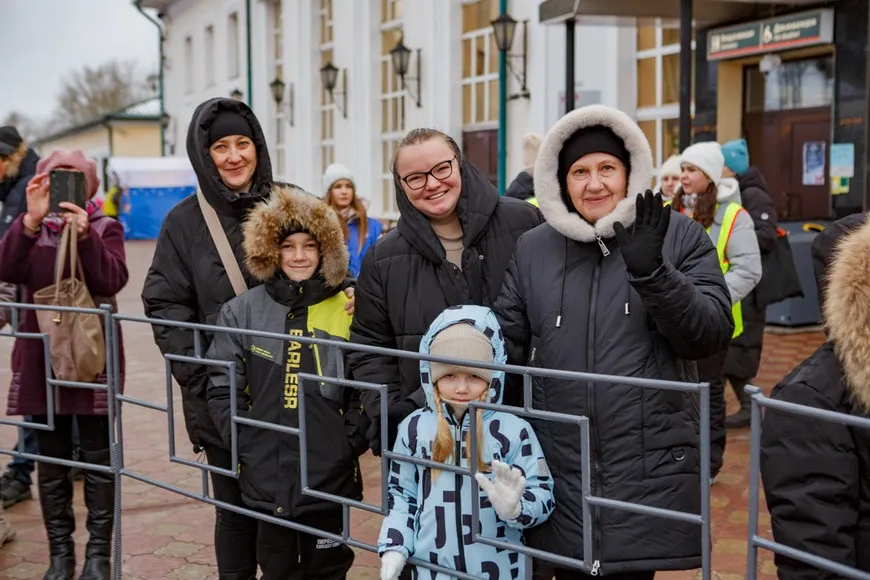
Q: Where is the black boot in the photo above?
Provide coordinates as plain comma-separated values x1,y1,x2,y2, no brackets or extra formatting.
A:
79,449,114,580
38,462,76,580
725,381,751,429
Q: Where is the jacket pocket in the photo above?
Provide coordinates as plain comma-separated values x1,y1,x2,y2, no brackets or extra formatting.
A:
643,445,699,479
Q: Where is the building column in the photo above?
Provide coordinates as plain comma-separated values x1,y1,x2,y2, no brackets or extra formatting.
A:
283,0,318,193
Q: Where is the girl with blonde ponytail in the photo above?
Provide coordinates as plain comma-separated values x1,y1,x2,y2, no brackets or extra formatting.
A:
377,305,555,580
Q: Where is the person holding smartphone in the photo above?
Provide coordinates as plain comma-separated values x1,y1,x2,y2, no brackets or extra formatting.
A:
0,149,128,580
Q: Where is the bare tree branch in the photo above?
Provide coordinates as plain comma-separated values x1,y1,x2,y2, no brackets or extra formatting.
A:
52,60,150,128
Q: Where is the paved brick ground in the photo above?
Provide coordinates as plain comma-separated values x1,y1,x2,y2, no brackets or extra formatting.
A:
0,240,824,579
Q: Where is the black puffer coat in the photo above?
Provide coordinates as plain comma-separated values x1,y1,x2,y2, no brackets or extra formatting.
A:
348,160,542,419
141,98,274,451
493,105,733,575
724,167,778,380
761,215,870,579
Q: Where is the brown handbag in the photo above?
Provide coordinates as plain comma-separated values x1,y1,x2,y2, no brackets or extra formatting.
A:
32,217,107,383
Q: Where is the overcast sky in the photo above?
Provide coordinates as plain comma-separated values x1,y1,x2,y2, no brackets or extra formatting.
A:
0,0,159,123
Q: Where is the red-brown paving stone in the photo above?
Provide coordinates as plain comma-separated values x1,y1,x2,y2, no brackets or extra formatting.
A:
0,240,825,578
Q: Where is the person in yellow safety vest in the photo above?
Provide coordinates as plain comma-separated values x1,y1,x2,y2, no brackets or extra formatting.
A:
671,141,762,483
526,196,539,207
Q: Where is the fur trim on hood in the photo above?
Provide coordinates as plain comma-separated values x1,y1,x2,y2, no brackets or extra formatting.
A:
3,142,28,180
243,183,349,287
823,213,870,411
534,105,654,242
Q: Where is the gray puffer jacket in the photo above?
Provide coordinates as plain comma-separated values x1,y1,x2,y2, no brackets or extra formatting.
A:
492,105,733,575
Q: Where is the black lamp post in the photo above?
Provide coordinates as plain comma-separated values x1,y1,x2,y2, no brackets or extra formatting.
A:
230,88,244,101
270,76,294,127
390,36,422,108
491,12,530,99
319,61,348,118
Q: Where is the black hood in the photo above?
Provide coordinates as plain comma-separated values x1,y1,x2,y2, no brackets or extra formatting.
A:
186,98,273,218
395,159,499,264
737,166,769,193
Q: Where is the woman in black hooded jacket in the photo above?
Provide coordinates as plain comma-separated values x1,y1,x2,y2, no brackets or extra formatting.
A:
141,98,274,579
493,105,733,578
348,127,543,454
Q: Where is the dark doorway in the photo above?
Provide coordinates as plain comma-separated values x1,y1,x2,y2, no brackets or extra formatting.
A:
742,56,834,220
744,107,831,220
462,129,498,188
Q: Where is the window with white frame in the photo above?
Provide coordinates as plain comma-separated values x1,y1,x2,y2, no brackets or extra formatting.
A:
228,12,240,79
271,1,285,177
378,0,405,216
379,0,404,217
319,0,335,178
461,0,499,128
184,35,194,93
205,25,215,87
635,21,695,171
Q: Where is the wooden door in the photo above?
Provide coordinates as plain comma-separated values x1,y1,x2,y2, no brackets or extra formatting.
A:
462,129,498,188
742,107,831,220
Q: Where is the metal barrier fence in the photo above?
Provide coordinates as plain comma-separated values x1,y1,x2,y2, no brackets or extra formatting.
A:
744,386,870,580
0,301,720,579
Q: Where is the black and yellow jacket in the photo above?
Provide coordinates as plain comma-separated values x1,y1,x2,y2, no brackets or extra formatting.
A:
206,183,366,518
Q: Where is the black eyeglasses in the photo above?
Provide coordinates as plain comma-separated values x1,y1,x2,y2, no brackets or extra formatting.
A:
400,157,456,190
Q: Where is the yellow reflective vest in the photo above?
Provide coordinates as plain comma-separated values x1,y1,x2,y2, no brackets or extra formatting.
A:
664,201,744,338
526,197,539,207
708,203,745,339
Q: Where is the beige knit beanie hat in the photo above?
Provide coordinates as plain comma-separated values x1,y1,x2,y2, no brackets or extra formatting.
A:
429,323,494,385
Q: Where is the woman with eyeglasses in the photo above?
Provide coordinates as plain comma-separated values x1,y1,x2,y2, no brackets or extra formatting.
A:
348,128,543,458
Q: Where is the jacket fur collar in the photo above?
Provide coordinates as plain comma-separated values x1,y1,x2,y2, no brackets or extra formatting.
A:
534,105,654,242
243,183,349,288
824,213,870,410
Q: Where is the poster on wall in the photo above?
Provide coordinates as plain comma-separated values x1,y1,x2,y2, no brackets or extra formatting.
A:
829,143,855,177
802,141,826,186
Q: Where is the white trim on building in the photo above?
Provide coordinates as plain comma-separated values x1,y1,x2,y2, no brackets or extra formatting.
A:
158,0,634,219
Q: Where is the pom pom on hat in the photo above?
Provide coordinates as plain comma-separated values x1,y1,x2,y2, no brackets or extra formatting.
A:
680,142,725,186
37,149,100,199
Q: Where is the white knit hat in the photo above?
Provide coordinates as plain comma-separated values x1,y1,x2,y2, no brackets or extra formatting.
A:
522,133,543,174
679,142,725,186
659,154,681,179
321,163,355,197
429,323,494,385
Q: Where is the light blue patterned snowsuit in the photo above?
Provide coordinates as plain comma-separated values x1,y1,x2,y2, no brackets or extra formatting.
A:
378,305,555,579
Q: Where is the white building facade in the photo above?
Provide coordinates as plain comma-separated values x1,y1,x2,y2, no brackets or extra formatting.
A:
144,0,637,219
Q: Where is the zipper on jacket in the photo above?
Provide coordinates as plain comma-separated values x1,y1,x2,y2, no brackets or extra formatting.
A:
586,255,603,568
453,420,469,572
591,560,601,576
595,236,610,256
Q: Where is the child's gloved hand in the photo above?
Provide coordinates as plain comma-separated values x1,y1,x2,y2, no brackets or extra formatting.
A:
474,459,525,521
380,550,407,580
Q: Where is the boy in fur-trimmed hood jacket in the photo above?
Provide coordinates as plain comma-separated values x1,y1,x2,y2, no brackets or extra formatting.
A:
206,183,365,578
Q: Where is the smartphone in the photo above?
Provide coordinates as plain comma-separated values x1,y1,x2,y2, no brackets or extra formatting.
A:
49,169,87,213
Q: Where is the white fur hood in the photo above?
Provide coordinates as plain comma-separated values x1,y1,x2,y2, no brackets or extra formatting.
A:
533,105,654,242
717,177,741,205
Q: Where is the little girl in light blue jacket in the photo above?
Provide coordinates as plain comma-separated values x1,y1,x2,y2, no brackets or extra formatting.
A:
378,305,555,579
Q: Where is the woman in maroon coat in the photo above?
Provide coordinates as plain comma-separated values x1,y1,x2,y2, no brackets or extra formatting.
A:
0,149,128,580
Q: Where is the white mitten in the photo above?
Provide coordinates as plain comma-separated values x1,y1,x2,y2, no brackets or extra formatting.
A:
380,550,407,580
474,459,525,521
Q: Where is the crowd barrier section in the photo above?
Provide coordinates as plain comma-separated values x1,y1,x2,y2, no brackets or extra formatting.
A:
0,300,727,579
744,385,870,580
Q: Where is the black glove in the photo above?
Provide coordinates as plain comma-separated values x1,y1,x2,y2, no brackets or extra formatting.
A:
367,400,418,456
613,190,671,277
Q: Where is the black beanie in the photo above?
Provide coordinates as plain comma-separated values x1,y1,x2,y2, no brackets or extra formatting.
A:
557,126,631,192
0,126,23,157
208,111,255,146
